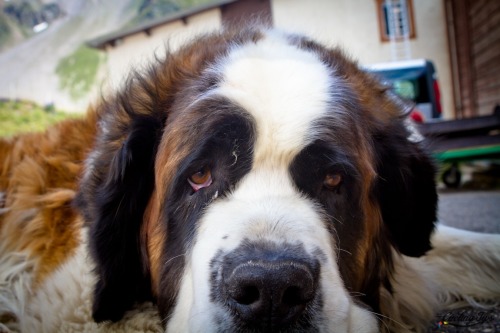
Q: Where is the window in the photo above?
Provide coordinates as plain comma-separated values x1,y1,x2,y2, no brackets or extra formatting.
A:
377,0,416,42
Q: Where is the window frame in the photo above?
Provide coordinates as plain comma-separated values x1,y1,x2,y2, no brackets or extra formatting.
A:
376,0,416,42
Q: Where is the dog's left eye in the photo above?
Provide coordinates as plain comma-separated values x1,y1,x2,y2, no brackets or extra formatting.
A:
188,166,213,191
323,173,342,190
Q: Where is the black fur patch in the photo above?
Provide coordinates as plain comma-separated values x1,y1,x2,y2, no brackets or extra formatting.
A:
86,114,162,322
373,120,437,257
157,106,255,318
289,141,370,296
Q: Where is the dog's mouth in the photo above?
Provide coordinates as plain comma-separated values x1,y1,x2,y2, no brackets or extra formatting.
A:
210,240,323,332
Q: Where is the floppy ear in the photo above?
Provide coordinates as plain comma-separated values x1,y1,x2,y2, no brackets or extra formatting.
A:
373,121,438,257
76,106,163,322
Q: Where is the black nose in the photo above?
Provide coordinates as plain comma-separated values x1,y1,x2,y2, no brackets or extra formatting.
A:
224,258,319,330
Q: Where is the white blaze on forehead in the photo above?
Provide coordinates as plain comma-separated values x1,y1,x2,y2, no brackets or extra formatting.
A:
217,32,332,165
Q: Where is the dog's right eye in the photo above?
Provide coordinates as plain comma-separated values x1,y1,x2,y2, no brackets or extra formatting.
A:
188,166,213,192
323,172,342,191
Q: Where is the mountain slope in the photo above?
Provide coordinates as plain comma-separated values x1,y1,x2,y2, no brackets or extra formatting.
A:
0,0,138,111
0,0,215,111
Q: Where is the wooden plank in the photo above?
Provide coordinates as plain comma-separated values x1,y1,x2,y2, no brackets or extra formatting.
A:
221,0,272,27
470,0,500,30
476,74,500,91
475,68,500,88
476,89,500,104
467,0,500,119
452,0,476,117
476,78,500,91
469,0,488,18
472,7,500,44
476,87,500,101
476,86,500,100
418,113,500,137
426,135,500,153
469,0,500,29
472,13,500,55
475,58,500,78
476,90,500,107
474,42,500,68
478,104,499,116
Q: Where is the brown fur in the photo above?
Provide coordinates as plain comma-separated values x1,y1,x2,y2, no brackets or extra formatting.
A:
0,111,98,284
142,194,165,296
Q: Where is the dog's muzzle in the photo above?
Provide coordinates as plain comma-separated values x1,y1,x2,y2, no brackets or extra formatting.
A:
212,241,321,331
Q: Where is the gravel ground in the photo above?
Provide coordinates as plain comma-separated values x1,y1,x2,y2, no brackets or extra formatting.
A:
426,189,500,333
438,190,500,233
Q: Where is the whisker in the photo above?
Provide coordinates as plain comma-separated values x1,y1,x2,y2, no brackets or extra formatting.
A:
338,248,352,255
165,253,186,266
348,291,366,297
366,310,407,331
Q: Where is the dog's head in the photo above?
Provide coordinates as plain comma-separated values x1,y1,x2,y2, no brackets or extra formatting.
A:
77,28,437,332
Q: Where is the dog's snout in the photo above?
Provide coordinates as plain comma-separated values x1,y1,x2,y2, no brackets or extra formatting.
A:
223,257,318,330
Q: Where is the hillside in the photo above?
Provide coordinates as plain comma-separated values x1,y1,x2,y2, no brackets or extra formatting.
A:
0,0,213,112
0,0,137,111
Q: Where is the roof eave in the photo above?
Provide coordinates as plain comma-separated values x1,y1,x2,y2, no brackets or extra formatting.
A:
87,0,238,49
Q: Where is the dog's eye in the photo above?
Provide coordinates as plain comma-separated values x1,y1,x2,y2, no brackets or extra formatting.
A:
188,166,213,191
323,173,342,190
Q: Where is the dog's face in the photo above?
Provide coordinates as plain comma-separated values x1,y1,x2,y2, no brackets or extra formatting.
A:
77,29,437,332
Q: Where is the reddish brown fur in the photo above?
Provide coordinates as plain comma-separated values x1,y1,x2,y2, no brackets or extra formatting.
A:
142,193,164,295
0,111,98,284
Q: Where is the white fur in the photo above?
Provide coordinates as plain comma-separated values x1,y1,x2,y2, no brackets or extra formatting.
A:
421,225,500,305
405,118,425,143
0,229,162,333
384,225,500,332
216,31,334,167
0,251,33,333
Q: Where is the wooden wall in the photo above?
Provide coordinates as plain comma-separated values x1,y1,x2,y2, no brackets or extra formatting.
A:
446,0,500,117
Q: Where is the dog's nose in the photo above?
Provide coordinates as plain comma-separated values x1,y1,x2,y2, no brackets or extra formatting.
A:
224,259,318,330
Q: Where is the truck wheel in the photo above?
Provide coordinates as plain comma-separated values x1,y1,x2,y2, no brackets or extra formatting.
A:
442,164,461,188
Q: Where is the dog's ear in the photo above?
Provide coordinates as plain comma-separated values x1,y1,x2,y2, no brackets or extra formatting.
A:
373,121,437,257
76,99,163,322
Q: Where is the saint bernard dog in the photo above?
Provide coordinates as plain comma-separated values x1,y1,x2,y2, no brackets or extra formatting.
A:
0,28,499,333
